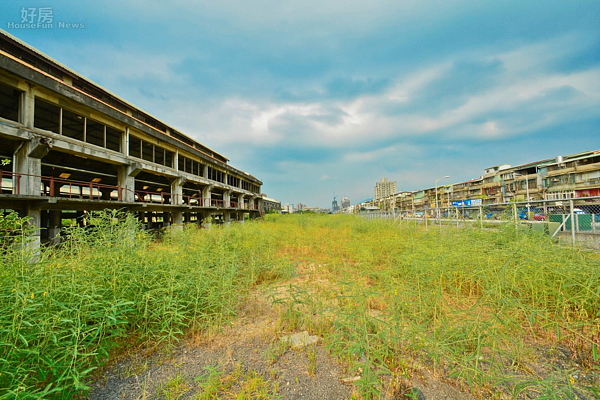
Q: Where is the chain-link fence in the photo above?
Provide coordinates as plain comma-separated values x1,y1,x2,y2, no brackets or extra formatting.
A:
360,196,600,249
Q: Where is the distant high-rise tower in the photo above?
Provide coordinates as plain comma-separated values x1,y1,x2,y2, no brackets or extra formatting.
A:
375,177,397,200
332,197,340,213
341,196,350,209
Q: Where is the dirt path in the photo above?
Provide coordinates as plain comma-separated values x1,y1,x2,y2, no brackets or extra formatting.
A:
88,285,475,400
89,290,353,400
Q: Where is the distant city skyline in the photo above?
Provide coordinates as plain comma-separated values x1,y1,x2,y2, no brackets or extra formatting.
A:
3,1,598,208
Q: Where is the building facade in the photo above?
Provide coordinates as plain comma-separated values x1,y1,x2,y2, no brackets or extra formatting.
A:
368,150,600,212
0,30,263,246
340,196,350,209
374,177,397,200
262,195,282,213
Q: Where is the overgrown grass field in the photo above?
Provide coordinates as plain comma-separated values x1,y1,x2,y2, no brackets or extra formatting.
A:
0,212,599,398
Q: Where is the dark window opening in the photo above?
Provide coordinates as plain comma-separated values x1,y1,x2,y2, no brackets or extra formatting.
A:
34,98,60,134
165,151,173,168
86,119,104,147
178,155,185,171
155,147,165,166
106,127,122,152
0,83,20,122
195,163,204,177
229,176,240,187
129,136,142,158
62,109,85,140
142,141,153,162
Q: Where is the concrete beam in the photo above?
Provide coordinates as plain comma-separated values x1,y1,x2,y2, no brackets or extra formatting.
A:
0,123,260,199
27,136,53,158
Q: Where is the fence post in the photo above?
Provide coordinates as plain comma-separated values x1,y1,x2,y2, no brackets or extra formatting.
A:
570,199,575,246
425,205,428,231
593,214,596,235
456,207,459,229
479,206,483,229
513,203,517,231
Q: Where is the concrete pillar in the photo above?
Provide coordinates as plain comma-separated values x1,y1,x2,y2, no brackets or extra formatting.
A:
203,165,208,179
171,177,185,205
257,197,263,212
224,211,231,225
146,212,153,229
12,135,50,252
203,184,213,207
200,212,209,228
239,194,246,210
163,212,171,227
24,205,41,252
122,127,129,156
172,211,183,229
223,189,232,208
22,85,34,128
118,162,142,202
14,137,51,196
49,210,61,245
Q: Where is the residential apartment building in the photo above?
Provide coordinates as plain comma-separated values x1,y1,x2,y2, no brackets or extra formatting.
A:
369,149,600,212
374,177,397,200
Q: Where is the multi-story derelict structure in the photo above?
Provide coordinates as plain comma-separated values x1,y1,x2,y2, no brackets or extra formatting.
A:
0,30,263,247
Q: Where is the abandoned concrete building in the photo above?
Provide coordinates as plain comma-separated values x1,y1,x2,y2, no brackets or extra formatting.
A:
0,30,264,247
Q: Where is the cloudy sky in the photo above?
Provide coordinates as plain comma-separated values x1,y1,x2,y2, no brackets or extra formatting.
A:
3,1,600,207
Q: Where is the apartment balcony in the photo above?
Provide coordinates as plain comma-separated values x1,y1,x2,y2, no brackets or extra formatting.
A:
482,181,501,189
547,167,576,177
575,161,600,173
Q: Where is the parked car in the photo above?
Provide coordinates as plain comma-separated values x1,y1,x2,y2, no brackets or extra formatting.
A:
533,213,548,221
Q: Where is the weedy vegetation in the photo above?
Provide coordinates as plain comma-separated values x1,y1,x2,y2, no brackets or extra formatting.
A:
0,211,599,399
0,210,290,399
